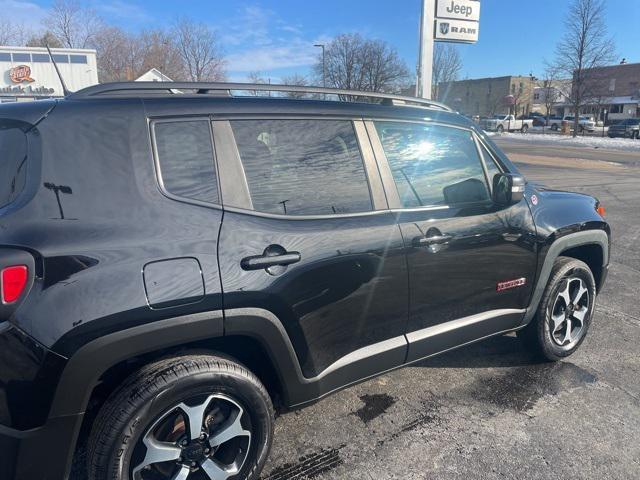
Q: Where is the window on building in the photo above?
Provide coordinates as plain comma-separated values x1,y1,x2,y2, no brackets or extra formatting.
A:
31,54,50,63
153,120,219,204
69,55,87,64
611,104,623,114
534,93,540,101
609,78,616,92
374,122,490,208
231,119,373,216
11,53,30,62
0,53,10,61
51,54,69,63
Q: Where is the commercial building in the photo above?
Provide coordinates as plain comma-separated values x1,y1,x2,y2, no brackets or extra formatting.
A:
532,80,571,117
560,61,640,122
1,45,98,103
438,75,536,117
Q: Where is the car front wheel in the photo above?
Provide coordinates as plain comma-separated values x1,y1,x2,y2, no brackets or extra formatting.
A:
87,355,274,480
517,257,596,361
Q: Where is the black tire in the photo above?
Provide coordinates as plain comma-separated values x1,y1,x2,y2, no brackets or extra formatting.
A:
551,124,558,131
87,354,274,480
521,124,529,133
517,257,596,362
497,125,504,133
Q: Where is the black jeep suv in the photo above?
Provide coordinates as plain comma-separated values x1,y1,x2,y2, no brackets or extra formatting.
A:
0,83,610,480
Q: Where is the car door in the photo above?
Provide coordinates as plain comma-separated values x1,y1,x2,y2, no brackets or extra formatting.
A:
366,120,538,362
215,117,409,381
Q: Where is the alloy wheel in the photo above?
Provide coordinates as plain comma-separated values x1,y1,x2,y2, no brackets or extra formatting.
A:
549,277,590,348
131,394,252,480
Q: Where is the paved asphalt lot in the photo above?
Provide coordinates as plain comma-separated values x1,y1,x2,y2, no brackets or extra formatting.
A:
258,137,640,480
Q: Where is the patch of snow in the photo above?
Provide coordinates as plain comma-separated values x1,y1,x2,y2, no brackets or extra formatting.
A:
486,131,640,152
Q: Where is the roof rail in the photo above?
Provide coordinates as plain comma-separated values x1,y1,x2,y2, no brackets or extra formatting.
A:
68,81,454,112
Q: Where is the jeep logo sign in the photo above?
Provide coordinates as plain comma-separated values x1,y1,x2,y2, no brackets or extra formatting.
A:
436,0,481,22
434,18,480,43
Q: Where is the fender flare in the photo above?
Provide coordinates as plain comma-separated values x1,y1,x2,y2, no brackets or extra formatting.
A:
49,310,224,418
523,229,609,324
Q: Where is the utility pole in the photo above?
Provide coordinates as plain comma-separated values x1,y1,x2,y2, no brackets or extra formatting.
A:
417,0,436,99
314,44,326,87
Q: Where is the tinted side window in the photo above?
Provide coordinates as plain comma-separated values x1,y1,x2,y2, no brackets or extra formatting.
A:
374,122,490,207
154,120,219,204
230,120,372,216
0,127,28,209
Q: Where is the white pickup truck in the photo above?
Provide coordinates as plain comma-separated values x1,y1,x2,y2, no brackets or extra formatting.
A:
482,115,533,133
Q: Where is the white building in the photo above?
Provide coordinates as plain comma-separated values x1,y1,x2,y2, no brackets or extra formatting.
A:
136,68,173,82
0,45,98,103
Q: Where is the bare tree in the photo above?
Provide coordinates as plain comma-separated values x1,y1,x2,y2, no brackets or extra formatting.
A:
432,44,462,100
138,29,184,81
93,26,140,82
0,19,17,45
174,18,225,82
44,0,103,48
315,33,410,98
552,0,616,136
26,31,63,48
281,74,309,98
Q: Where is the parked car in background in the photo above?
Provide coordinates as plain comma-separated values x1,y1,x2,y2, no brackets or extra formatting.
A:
531,115,547,127
482,114,533,133
607,118,640,139
547,116,564,130
564,115,596,133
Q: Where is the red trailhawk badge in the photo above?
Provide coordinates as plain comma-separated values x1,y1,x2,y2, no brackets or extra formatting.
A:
10,65,35,84
497,277,526,292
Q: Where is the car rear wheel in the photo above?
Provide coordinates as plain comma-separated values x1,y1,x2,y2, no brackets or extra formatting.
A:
551,124,558,131
87,355,274,480
521,124,529,133
517,257,596,361
497,125,504,133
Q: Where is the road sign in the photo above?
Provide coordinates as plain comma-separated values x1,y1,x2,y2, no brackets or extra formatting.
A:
434,18,479,43
436,0,481,22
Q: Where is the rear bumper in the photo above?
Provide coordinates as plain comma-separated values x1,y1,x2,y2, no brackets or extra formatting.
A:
0,413,84,480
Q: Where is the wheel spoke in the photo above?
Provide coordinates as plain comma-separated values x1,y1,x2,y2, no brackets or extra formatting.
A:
562,318,573,345
208,407,251,448
572,282,588,305
201,458,239,480
178,395,215,440
551,312,566,333
558,281,572,308
572,305,588,323
132,437,182,479
171,465,191,480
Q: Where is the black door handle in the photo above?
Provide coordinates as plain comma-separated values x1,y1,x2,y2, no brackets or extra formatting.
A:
415,234,453,246
241,245,301,271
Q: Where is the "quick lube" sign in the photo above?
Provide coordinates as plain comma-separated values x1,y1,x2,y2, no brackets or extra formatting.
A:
436,0,481,22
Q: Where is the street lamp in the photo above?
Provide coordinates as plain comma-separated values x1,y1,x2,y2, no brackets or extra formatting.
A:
314,44,326,88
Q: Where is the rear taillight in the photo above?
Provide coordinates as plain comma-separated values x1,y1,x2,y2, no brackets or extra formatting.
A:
1,265,28,304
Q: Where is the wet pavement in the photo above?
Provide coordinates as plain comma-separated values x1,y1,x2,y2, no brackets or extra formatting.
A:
258,138,640,480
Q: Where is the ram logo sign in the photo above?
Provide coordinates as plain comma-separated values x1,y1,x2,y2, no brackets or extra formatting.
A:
434,18,480,43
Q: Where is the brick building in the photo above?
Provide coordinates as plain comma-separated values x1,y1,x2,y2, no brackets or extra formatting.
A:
438,75,536,117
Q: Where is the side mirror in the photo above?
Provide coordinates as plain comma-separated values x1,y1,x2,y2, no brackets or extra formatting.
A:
492,173,525,206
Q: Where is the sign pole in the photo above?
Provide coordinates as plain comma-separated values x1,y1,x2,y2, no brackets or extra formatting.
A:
417,0,436,99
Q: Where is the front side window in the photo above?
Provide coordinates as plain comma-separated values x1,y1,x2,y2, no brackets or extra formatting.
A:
153,120,219,204
374,122,490,208
230,119,372,216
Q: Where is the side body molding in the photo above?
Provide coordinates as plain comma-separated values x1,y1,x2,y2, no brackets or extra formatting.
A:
523,229,609,325
224,308,408,407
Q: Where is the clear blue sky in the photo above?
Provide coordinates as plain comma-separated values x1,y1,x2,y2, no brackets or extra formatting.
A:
9,0,640,81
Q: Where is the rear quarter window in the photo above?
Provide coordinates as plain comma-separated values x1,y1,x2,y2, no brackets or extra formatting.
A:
0,127,28,209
